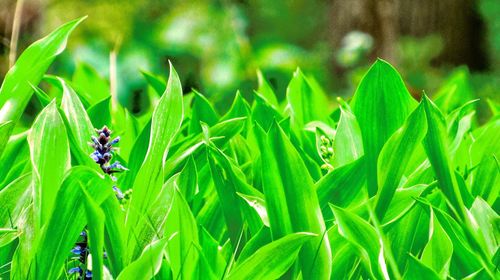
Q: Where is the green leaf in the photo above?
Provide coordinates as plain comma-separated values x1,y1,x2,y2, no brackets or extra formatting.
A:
28,100,70,227
177,156,198,202
421,209,453,278
255,122,331,279
315,156,366,209
72,62,110,106
117,237,171,280
0,173,31,229
189,90,219,134
88,96,112,128
332,105,364,167
421,95,466,219
226,232,315,280
375,102,427,219
286,68,329,128
402,255,440,280
331,205,389,279
434,67,474,114
0,17,85,124
468,198,499,259
101,196,126,276
256,69,278,108
81,186,106,280
141,70,166,96
126,62,184,246
351,59,418,196
58,77,97,166
237,192,269,227
35,167,113,279
0,121,14,158
164,188,199,280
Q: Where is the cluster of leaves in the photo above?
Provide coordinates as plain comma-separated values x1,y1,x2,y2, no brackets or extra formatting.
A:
0,17,499,280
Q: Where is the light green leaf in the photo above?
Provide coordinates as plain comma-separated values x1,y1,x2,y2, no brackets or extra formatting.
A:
421,95,466,219
226,232,315,280
81,186,106,280
126,62,184,250
421,209,453,278
58,77,97,166
256,69,278,108
164,188,199,280
117,237,171,280
351,59,418,196
255,122,331,279
332,105,364,167
402,255,440,280
35,167,113,279
0,17,85,124
375,102,427,219
315,156,366,209
28,100,70,227
0,121,14,158
331,205,389,279
286,68,329,128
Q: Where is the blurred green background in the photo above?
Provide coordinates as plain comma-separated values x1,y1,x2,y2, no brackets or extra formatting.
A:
1,0,499,120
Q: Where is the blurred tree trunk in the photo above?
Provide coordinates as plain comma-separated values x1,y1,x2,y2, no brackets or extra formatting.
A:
329,0,489,70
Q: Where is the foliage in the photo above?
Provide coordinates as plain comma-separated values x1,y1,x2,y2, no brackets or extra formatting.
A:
0,18,499,280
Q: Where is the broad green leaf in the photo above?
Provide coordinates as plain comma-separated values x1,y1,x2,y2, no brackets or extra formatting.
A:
0,131,29,190
402,255,440,280
0,173,31,228
221,91,251,123
237,192,269,227
332,105,364,167
0,121,14,158
164,188,199,280
286,68,329,128
256,69,278,108
375,102,427,219
72,62,110,106
141,70,166,96
468,198,499,258
0,17,85,124
351,59,418,196
177,156,198,202
421,95,466,219
0,228,19,248
28,100,70,227
471,155,499,206
252,92,283,131
255,122,331,279
226,232,315,280
88,96,112,128
434,67,474,114
35,167,113,279
189,90,219,134
331,205,389,279
58,77,97,166
315,156,366,209
199,227,227,278
164,117,247,179
101,196,126,276
117,237,171,280
126,63,184,245
237,226,271,263
416,199,483,277
82,187,106,280
381,184,429,226
207,147,249,251
421,209,453,278
385,202,429,272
